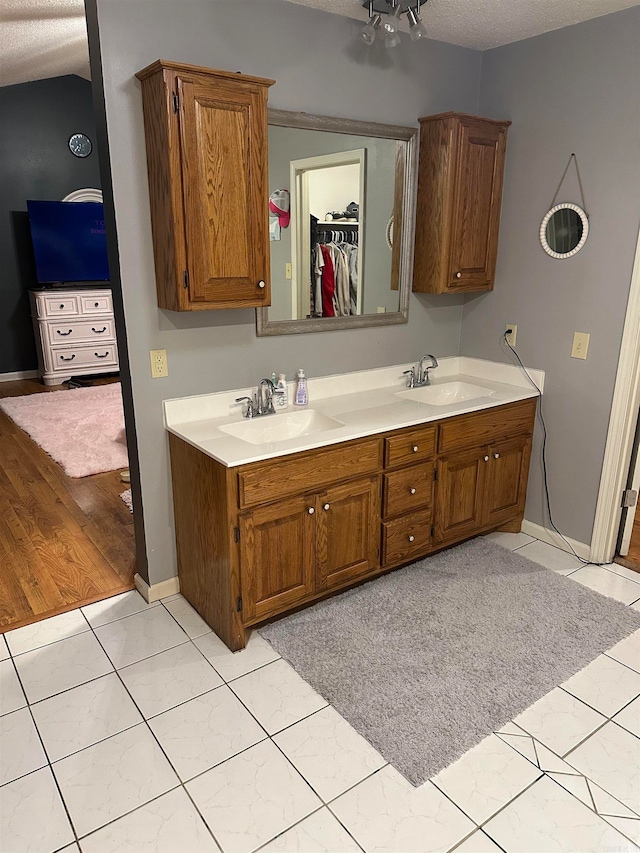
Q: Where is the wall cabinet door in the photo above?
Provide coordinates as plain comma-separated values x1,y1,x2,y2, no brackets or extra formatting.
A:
239,495,315,623
136,60,274,311
482,436,532,529
316,477,381,592
434,448,487,544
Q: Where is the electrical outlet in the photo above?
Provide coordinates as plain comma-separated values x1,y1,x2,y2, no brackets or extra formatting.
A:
150,349,168,378
285,263,292,280
571,331,590,360
505,324,517,347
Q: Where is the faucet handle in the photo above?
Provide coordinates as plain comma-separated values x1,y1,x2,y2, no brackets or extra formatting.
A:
234,396,255,418
403,368,416,388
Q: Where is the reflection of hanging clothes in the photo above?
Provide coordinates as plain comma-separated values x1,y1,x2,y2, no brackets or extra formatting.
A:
319,245,336,317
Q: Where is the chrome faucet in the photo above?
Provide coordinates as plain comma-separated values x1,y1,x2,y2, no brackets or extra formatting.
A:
404,354,438,388
235,378,283,419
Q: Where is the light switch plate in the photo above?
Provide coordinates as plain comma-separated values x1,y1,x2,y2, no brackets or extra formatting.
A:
285,263,292,280
150,349,168,378
571,332,590,360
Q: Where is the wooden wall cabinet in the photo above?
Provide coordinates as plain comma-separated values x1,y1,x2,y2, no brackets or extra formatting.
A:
136,60,274,311
413,112,511,294
169,398,535,650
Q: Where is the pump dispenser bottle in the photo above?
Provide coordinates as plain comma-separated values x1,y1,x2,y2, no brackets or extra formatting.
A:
294,368,308,406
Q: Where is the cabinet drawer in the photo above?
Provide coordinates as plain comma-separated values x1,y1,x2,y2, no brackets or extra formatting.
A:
50,344,119,372
43,295,80,317
46,319,116,346
382,509,432,565
438,398,536,454
383,462,434,519
81,293,113,314
238,438,382,509
384,424,436,469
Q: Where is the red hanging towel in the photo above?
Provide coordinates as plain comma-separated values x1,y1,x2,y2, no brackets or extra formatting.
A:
320,244,336,317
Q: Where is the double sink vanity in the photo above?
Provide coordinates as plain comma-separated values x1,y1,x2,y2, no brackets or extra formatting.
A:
165,359,543,650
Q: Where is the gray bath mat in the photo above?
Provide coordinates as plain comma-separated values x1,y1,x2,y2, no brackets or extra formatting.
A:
259,538,640,786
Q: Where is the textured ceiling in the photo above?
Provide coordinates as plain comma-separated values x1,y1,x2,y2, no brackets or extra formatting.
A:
1,0,639,88
284,0,640,50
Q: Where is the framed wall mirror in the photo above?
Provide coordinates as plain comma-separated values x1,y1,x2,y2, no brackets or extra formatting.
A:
540,203,589,259
256,110,417,336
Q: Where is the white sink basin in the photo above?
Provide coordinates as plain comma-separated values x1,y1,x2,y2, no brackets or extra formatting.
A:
219,409,345,445
396,381,496,406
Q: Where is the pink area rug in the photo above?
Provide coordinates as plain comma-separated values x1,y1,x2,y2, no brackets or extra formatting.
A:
0,383,129,478
120,489,133,512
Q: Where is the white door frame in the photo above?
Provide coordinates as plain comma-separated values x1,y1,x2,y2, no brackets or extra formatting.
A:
590,223,640,562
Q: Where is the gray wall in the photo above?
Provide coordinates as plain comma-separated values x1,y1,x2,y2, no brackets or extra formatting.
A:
461,7,640,544
0,76,101,374
91,0,481,585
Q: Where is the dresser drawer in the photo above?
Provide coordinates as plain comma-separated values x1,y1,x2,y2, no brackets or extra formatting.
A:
238,438,383,509
43,295,80,317
81,293,113,314
437,398,537,454
46,319,116,346
382,509,432,565
383,462,434,519
384,424,436,469
50,344,119,373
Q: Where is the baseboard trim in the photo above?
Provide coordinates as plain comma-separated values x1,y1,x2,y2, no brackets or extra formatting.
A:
0,370,39,383
134,573,180,603
521,520,591,561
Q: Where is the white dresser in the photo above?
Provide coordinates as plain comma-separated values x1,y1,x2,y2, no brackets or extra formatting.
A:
29,287,119,385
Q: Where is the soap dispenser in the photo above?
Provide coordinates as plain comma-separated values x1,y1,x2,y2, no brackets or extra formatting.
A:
294,368,308,406
276,373,288,409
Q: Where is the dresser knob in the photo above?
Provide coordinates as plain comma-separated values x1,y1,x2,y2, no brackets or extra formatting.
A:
412,445,419,453
94,302,100,307
307,507,315,515
409,487,416,495
408,535,415,542
323,503,330,511
494,452,500,459
258,280,266,289
455,272,462,279
484,455,489,462
59,304,65,309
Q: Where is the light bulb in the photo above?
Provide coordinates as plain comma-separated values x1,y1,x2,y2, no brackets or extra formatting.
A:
385,29,401,48
407,6,427,41
382,3,402,34
360,13,381,44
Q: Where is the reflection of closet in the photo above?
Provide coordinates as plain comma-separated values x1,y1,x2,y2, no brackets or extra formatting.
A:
309,217,360,318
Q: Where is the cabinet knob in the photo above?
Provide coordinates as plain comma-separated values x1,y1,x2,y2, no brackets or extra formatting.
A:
484,455,489,462
258,280,266,289
409,487,417,495
494,452,500,459
323,503,330,511
455,272,462,279
307,507,315,514
412,445,419,453
94,302,100,307
408,535,415,542
59,304,65,309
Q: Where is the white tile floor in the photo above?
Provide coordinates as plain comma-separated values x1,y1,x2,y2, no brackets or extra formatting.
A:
1,537,639,853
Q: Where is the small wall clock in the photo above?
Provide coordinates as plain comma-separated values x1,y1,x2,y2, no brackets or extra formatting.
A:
68,133,92,158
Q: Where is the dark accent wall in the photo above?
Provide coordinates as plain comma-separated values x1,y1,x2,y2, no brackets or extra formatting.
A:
0,75,101,374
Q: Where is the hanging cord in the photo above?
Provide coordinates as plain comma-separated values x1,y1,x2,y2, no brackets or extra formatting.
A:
550,153,589,217
502,331,609,567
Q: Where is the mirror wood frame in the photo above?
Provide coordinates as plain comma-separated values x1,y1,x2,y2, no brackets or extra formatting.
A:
256,109,418,336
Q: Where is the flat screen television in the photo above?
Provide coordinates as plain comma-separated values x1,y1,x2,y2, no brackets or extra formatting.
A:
27,200,110,285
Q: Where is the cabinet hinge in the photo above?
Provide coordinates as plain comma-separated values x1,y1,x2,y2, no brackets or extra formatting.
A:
182,270,189,290
622,489,638,508
172,92,180,113
234,526,240,543
236,596,243,612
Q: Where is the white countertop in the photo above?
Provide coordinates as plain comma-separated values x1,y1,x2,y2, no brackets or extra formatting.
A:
164,357,544,468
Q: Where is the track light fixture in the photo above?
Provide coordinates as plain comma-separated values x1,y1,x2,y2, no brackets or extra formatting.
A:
359,0,428,48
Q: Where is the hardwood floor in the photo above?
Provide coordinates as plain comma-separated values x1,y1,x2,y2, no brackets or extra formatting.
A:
0,377,136,632
616,503,640,574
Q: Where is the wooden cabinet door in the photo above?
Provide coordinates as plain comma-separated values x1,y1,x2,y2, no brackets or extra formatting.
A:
316,476,380,592
448,116,508,291
177,74,270,308
482,436,532,529
434,448,487,543
239,495,315,623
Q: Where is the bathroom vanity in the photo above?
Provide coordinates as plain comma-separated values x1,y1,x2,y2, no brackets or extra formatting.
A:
165,360,542,650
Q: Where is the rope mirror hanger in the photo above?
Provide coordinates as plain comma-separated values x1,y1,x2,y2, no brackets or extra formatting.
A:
540,154,589,260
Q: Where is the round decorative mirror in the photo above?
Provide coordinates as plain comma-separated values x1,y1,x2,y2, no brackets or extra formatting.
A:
540,203,589,259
